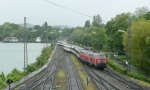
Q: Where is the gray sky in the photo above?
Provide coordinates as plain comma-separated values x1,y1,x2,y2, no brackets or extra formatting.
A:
0,0,150,26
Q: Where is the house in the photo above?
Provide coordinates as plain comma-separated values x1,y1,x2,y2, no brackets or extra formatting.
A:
36,37,41,43
4,37,19,42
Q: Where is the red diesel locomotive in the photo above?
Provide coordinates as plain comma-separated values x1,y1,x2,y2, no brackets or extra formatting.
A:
60,42,108,69
79,50,107,69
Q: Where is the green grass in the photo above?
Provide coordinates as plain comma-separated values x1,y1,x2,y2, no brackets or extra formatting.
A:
71,55,96,90
107,57,150,86
108,59,127,74
127,72,150,83
118,55,128,61
54,69,67,90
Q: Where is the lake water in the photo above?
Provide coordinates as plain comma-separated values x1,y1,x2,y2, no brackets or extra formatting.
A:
0,43,45,75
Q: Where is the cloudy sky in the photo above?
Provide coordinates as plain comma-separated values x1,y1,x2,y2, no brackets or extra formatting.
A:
0,0,150,26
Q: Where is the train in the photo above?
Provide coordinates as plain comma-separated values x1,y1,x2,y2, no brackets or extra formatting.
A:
57,41,108,69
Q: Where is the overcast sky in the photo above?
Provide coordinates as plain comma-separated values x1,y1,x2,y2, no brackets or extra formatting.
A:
0,0,150,26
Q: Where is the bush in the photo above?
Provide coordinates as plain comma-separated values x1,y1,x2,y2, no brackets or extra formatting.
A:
127,72,150,83
34,47,52,69
108,59,127,74
0,72,7,89
6,68,24,82
26,64,37,74
108,58,150,83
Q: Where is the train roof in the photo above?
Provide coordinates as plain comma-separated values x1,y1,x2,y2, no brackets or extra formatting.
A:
80,49,106,56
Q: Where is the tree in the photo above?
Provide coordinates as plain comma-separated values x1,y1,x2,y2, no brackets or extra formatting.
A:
0,72,6,81
0,73,7,90
92,14,102,27
26,64,37,74
143,12,150,20
123,20,150,74
105,13,130,53
7,68,24,82
90,27,108,51
84,20,90,28
135,7,149,18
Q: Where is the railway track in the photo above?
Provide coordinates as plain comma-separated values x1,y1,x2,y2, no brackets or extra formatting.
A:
104,68,145,90
84,65,119,90
13,45,84,90
12,45,65,90
40,49,67,90
31,55,64,90
83,63,146,90
65,54,83,90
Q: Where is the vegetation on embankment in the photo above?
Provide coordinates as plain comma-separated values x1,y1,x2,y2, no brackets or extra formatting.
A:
54,69,67,90
107,57,150,86
71,55,97,90
25,45,54,74
0,45,54,89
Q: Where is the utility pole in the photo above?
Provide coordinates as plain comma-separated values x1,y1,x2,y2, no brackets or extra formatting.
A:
127,18,131,71
45,21,48,47
24,17,28,71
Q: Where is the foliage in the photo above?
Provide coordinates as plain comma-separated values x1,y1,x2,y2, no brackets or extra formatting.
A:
0,22,22,39
143,12,150,20
90,27,108,51
69,26,108,51
0,72,7,89
108,57,150,83
127,72,150,83
26,46,53,73
135,7,149,18
25,64,37,74
61,27,74,38
108,59,127,74
105,13,130,53
92,14,102,27
84,20,90,28
6,68,24,82
0,22,60,42
123,19,150,75
66,15,108,51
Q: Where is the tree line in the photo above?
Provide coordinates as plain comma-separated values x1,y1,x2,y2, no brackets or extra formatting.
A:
64,7,150,75
0,22,60,42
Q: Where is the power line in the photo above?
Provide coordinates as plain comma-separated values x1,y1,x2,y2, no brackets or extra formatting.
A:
43,0,92,18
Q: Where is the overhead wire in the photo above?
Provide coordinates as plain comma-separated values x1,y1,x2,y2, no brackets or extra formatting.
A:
42,0,93,18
